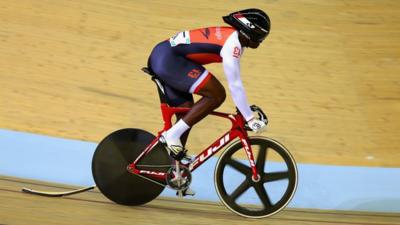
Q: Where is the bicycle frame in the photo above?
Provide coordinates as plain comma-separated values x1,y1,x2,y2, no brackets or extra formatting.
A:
127,103,261,182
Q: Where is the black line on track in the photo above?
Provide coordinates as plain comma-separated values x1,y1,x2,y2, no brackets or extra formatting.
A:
288,208,400,218
0,177,96,192
267,217,400,225
0,187,112,205
1,187,398,225
1,177,399,225
0,177,222,207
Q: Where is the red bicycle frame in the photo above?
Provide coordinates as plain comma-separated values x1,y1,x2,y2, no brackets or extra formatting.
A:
127,103,261,182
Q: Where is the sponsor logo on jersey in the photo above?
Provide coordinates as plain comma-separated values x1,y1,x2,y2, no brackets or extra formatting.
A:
233,47,241,58
200,28,210,39
169,31,191,47
187,69,202,79
215,27,223,40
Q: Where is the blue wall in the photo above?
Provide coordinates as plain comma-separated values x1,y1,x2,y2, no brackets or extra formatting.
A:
1,129,399,212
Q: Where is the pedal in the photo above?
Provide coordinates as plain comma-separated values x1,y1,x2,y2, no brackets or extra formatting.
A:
170,149,189,161
183,187,196,196
176,187,196,197
180,154,193,165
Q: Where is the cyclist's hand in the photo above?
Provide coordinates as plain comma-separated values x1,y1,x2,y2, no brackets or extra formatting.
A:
247,117,266,133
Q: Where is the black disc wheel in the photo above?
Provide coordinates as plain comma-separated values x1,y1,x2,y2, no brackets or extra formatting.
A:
215,137,298,218
92,128,171,206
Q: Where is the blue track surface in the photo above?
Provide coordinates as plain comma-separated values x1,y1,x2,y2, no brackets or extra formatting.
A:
1,129,399,212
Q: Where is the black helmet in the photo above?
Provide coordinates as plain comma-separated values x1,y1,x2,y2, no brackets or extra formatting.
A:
223,8,271,43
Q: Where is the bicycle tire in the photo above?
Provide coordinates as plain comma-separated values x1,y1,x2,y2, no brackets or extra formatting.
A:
214,136,298,218
92,128,171,205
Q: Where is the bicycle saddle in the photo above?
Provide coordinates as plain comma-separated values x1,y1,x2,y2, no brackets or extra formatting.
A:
142,67,156,77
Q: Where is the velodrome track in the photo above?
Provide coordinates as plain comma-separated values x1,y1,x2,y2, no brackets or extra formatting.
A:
1,176,399,225
1,0,399,224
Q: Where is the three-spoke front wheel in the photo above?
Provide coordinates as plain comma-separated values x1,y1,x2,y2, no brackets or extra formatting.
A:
214,137,298,218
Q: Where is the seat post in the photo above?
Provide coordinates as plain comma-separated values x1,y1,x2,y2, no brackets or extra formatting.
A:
152,77,168,104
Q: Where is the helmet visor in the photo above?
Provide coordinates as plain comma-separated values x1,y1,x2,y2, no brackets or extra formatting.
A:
252,27,269,43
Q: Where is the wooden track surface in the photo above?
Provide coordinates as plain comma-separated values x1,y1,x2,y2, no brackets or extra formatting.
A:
1,176,399,225
0,1,399,167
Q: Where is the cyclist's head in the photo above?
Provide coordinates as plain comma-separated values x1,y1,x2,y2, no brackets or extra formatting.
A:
223,8,270,48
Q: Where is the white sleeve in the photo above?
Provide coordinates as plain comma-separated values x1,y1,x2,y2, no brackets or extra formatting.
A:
220,32,254,121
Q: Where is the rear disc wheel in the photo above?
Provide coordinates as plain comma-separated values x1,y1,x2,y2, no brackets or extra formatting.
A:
92,128,171,205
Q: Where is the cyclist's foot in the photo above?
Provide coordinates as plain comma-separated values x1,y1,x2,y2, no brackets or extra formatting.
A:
160,133,190,161
176,187,196,197
180,154,193,164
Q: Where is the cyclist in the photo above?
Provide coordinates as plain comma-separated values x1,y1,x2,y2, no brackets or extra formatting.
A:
147,8,270,164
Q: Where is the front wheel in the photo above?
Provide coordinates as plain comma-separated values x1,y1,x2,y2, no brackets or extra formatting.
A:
214,137,298,218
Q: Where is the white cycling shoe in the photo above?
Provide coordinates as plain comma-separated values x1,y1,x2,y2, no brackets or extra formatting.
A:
177,187,196,197
160,133,191,162
160,133,195,197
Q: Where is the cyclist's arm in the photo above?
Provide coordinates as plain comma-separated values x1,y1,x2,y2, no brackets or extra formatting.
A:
220,32,254,121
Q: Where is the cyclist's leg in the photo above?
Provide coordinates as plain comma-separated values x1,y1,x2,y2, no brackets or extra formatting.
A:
175,101,193,146
150,53,226,126
181,73,225,126
162,85,194,147
148,41,224,155
160,71,225,150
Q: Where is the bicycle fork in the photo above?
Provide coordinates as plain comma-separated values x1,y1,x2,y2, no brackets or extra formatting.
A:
239,137,261,182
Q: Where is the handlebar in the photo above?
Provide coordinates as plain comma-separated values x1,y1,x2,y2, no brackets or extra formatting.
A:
237,105,269,131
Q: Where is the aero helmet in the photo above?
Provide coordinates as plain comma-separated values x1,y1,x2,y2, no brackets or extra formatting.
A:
223,8,271,43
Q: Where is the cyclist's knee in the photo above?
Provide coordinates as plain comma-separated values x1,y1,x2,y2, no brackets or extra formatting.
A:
213,87,226,107
207,78,225,107
196,73,226,107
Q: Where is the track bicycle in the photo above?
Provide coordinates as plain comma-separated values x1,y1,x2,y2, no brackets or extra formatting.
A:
91,67,298,218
